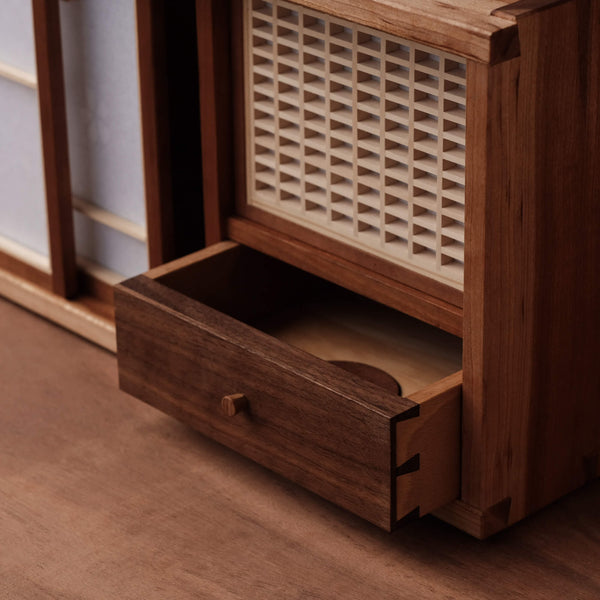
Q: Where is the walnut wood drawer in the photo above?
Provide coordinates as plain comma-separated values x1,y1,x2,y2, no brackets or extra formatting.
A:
115,241,462,531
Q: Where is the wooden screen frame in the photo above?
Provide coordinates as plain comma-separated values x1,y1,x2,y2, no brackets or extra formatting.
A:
136,0,176,268
1,0,116,350
136,0,208,268
196,0,464,335
1,0,107,300
32,0,78,298
2,0,207,351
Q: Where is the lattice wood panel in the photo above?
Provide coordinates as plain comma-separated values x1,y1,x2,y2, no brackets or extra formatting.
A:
245,0,466,287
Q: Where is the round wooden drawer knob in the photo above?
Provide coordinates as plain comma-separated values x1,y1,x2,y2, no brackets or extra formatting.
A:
221,393,248,417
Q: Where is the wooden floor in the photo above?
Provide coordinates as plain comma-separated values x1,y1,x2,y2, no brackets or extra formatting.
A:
1,296,600,599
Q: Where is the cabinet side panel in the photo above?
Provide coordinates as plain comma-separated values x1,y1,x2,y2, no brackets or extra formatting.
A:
462,56,532,525
522,0,600,512
462,0,600,533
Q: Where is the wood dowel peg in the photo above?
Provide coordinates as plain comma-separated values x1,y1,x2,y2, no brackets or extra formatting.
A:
221,393,248,417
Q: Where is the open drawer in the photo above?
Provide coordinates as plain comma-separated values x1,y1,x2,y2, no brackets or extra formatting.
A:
115,241,462,531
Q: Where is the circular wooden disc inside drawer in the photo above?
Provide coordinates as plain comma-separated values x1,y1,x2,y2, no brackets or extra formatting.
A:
330,360,402,396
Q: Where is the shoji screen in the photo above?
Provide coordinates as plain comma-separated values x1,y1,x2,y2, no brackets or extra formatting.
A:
245,0,466,288
60,0,148,280
0,0,50,273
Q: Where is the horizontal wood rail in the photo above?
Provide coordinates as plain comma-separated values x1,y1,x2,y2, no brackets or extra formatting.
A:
73,197,147,242
0,60,37,89
0,233,51,273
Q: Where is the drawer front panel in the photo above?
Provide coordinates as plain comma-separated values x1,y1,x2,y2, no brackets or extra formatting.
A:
116,274,418,530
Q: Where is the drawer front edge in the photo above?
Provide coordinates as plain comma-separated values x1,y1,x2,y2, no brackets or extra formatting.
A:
395,372,462,523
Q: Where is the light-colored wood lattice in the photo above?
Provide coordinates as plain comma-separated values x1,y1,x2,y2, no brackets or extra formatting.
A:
245,0,466,287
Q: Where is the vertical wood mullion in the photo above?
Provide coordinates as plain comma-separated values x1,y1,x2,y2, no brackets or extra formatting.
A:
351,26,359,237
136,0,175,267
197,0,234,245
272,0,281,207
435,55,445,272
378,33,387,248
407,44,416,261
324,17,332,224
298,6,306,214
32,0,77,298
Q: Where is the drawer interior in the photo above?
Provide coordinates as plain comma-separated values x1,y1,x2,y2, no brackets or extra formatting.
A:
149,243,462,394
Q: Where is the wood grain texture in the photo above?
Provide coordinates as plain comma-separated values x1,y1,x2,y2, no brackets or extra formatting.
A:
32,0,78,298
229,217,463,335
461,0,600,534
237,206,464,309
256,290,462,397
144,242,461,398
144,240,239,280
145,241,332,325
396,372,462,520
272,0,519,64
461,55,525,535
3,296,600,599
115,273,419,530
434,498,513,539
330,361,402,396
116,242,464,526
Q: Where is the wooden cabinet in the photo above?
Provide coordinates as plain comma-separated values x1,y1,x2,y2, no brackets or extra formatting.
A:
115,0,600,538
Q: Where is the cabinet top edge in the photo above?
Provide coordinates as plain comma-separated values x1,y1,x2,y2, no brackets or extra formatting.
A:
491,0,574,21
272,0,523,63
